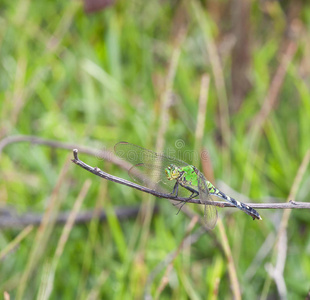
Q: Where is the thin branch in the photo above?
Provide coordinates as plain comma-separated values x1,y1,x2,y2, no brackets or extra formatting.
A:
194,73,210,166
145,219,204,299
71,149,310,211
16,157,71,300
155,216,199,299
0,206,155,229
218,219,241,300
191,1,230,148
0,225,34,259
250,28,299,135
5,136,308,211
0,135,103,158
267,149,310,300
0,134,133,171
41,180,90,299
155,26,186,153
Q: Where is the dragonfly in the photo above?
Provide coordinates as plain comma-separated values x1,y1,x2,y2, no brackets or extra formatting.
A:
114,142,262,229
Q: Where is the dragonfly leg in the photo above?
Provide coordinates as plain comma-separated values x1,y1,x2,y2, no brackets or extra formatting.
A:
170,182,185,208
175,185,199,214
169,181,179,198
183,185,199,200
173,181,179,197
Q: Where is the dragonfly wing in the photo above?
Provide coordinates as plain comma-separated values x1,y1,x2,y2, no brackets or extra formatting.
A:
128,163,174,194
197,172,218,229
115,142,190,196
114,142,189,169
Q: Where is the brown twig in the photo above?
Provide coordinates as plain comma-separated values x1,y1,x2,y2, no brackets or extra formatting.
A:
144,217,203,299
39,180,91,298
155,216,199,299
0,135,96,155
241,21,300,197
190,1,230,149
250,21,300,136
72,149,310,211
0,206,155,229
16,156,71,300
0,134,133,171
0,225,34,260
218,219,241,300
155,26,186,153
264,149,310,299
194,74,210,166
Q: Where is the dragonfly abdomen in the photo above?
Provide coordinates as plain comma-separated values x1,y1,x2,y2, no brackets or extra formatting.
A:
212,189,262,220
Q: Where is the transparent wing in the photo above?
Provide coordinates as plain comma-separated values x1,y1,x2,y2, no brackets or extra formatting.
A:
114,142,191,196
115,142,189,169
127,163,175,194
197,171,218,229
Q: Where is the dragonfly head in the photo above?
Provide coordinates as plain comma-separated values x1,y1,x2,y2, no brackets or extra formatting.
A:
165,164,180,180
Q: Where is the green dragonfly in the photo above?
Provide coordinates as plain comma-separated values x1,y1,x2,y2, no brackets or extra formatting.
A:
114,142,261,229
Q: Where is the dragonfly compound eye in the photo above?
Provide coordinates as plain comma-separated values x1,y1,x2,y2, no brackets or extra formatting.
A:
165,168,173,180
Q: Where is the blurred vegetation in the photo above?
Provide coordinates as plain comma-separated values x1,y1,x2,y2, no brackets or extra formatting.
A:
1,0,310,299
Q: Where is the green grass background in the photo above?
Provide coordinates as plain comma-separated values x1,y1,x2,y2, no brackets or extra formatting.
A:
1,0,310,299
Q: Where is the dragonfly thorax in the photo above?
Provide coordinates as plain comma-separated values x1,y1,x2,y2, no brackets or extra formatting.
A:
165,164,182,181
